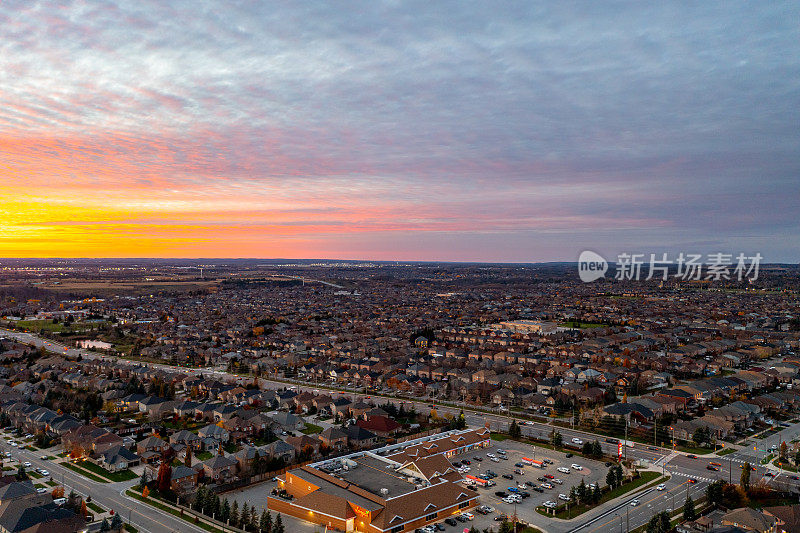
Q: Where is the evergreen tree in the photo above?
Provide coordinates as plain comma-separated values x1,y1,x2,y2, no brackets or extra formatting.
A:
260,509,271,532
194,486,206,512
592,484,601,504
780,441,788,462
212,495,221,518
741,462,751,491
240,504,250,530
100,518,111,531
683,496,696,521
614,464,624,486
220,499,230,524
230,501,239,526
273,513,284,533
606,467,617,489
110,513,123,530
592,440,603,457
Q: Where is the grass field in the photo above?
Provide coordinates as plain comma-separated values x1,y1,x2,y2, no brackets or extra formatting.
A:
716,448,737,456
61,462,109,483
77,460,138,482
301,423,323,435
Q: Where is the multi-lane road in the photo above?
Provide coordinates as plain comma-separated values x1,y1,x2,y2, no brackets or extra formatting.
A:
5,327,800,533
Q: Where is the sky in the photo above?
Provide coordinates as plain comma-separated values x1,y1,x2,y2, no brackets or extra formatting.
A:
1,1,798,262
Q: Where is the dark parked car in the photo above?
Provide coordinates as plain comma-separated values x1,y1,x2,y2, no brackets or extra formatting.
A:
520,491,531,498
495,491,507,497
473,457,482,462
445,518,458,526
537,476,547,482
502,474,513,480
532,486,544,493
515,462,525,467
462,459,471,465
565,453,573,458
605,462,613,467
435,523,446,531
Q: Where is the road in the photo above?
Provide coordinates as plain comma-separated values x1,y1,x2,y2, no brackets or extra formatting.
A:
5,328,800,532
1,432,211,533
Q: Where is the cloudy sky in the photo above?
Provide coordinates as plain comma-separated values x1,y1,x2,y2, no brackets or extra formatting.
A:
1,1,798,261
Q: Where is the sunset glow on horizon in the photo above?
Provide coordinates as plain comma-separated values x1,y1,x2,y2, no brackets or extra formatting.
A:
2,2,799,261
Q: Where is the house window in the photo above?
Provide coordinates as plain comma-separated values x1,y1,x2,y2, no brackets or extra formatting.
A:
458,502,469,509
425,512,437,521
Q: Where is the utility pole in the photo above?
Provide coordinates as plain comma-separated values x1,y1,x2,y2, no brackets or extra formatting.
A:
624,416,628,463
626,505,629,532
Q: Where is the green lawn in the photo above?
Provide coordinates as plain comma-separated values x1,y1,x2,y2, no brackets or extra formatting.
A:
537,472,664,519
301,423,323,435
559,321,608,329
717,448,737,456
87,501,105,514
196,451,213,461
61,462,109,483
45,480,57,486
78,460,138,482
125,525,138,533
27,471,42,479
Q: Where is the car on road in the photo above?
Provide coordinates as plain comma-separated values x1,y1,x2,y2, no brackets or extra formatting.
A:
765,472,775,477
565,453,574,458
3,452,10,458
630,499,640,506
790,475,799,480
687,454,697,459
688,478,698,483
657,484,666,491
707,465,719,471
22,462,31,467
572,438,583,445
36,488,46,494
647,446,658,450
40,456,48,461
543,501,557,509
709,462,722,467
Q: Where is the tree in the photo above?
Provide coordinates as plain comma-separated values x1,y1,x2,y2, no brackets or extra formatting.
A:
230,501,239,526
142,486,149,498
139,469,149,489
683,496,697,521
110,513,122,530
577,479,587,503
219,499,230,523
582,441,593,456
569,486,577,505
592,484,602,504
509,420,521,439
693,426,709,447
646,511,671,533
100,518,111,531
157,462,172,494
194,486,207,511
741,462,751,491
592,440,603,458
273,513,284,533
706,480,724,509
606,467,618,489
553,430,563,448
240,504,251,530
780,441,788,462
260,509,271,533
80,500,87,518
185,446,192,467
615,464,624,487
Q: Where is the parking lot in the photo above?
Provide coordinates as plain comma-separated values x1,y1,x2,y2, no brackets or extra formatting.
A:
463,437,611,530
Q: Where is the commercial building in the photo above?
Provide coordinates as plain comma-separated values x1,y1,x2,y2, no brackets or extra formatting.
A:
267,428,490,532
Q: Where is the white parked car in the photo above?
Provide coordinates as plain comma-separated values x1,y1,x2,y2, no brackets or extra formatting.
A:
486,453,496,458
572,438,583,445
491,457,500,462
517,483,527,489
23,462,31,467
541,482,553,489
557,467,570,474
657,484,666,491
40,470,49,476
558,493,570,501
553,478,563,484
571,464,583,470
462,512,474,520
36,488,47,494
543,501,557,508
